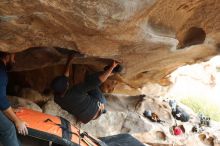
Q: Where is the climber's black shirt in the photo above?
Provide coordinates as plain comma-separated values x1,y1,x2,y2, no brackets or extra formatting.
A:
54,73,101,124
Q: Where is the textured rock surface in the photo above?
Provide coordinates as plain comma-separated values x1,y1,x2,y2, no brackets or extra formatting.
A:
1,0,220,88
41,96,153,137
40,94,220,146
82,111,153,137
8,96,42,112
42,99,77,124
1,1,220,145
8,65,67,93
18,88,52,103
8,64,119,94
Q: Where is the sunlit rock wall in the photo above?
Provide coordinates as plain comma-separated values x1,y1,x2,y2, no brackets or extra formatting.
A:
1,0,220,88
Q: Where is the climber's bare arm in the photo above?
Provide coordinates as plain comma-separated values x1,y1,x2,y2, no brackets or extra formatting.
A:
99,61,118,83
64,55,74,77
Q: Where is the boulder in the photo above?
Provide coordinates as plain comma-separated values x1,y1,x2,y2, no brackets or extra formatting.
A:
8,96,42,112
18,88,52,103
42,99,77,124
81,111,152,137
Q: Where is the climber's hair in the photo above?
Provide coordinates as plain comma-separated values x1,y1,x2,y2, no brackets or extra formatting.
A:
0,51,10,59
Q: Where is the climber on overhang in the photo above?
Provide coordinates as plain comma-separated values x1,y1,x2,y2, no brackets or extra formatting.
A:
0,51,28,146
51,53,122,124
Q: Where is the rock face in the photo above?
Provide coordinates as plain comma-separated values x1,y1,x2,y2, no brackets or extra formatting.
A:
1,1,220,145
8,96,42,112
82,111,153,137
5,90,220,146
40,93,220,146
1,0,220,88
42,99,77,124
18,88,52,103
41,96,153,137
40,94,172,139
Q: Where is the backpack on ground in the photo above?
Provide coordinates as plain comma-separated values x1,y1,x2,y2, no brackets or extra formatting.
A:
143,110,165,123
171,105,190,122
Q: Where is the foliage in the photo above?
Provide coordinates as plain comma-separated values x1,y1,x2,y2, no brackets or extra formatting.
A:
181,96,220,121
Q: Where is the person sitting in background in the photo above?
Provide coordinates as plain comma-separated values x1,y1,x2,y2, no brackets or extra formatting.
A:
0,51,28,146
51,54,122,124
